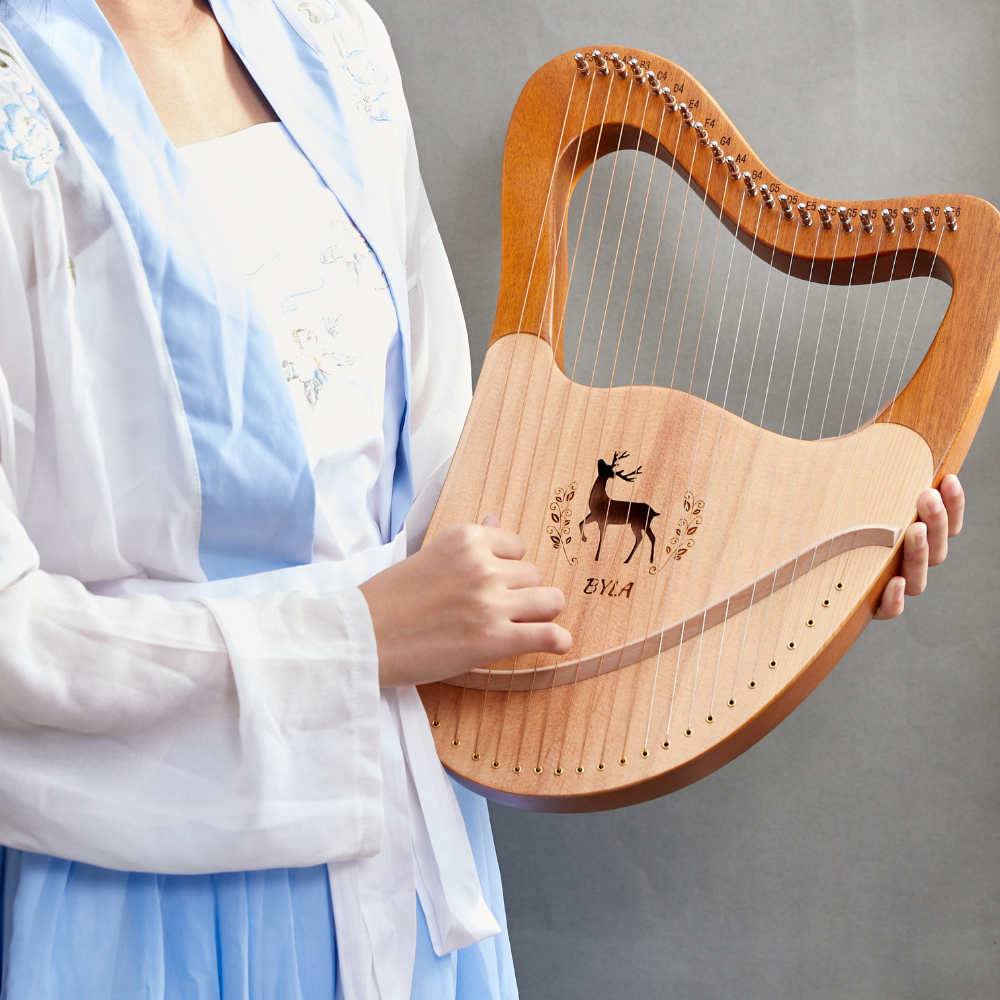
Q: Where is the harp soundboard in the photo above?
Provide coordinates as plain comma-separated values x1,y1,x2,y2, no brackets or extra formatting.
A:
419,48,1000,811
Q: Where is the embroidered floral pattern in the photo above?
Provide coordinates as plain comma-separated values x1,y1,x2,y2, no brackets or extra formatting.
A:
320,212,387,288
343,49,391,123
0,54,61,185
295,0,339,26
282,315,357,408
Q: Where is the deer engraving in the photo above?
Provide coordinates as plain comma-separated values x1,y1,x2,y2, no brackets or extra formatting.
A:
579,452,659,564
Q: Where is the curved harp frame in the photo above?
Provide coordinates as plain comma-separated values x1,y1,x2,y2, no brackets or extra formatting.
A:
418,48,1000,811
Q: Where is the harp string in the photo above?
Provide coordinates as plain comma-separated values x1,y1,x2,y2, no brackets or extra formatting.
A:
710,220,861,712
830,220,945,597
523,77,656,774
448,62,586,748
677,194,771,735
533,100,687,774
702,206,800,719
774,220,869,658
505,93,671,773
559,138,726,771
655,180,757,745
507,63,638,772
478,58,636,770
760,220,851,668
467,63,605,761
481,74,660,767
800,224,903,622
602,175,757,764
736,220,830,687
725,217,806,699
578,146,735,771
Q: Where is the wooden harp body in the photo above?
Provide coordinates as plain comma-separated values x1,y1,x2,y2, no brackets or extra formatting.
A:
418,49,1000,811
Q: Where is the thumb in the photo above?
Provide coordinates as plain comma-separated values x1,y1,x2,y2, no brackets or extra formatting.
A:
481,513,502,528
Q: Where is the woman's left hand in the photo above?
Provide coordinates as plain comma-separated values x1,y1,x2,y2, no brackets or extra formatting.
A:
875,473,965,620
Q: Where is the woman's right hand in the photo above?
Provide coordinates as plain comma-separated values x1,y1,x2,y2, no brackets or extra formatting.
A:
358,516,572,687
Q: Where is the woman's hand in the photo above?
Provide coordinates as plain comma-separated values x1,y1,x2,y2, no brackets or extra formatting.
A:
875,474,965,620
359,515,572,687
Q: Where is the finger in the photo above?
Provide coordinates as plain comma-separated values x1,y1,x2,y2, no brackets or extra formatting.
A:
916,488,948,566
900,521,928,596
482,526,527,561
874,576,906,620
495,558,544,590
940,474,965,537
501,621,573,657
481,514,502,528
505,585,566,623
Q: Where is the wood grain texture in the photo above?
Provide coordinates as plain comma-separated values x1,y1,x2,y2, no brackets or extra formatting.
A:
418,49,1000,811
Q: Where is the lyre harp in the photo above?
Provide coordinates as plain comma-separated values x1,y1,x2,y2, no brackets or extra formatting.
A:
418,49,1000,811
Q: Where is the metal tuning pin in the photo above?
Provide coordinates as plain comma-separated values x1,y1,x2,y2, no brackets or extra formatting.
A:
881,208,895,234
592,50,610,76
709,140,726,165
797,201,813,226
725,155,741,182
761,184,775,208
695,122,710,145
628,58,646,84
838,206,853,234
742,171,758,196
817,204,833,230
923,206,936,232
901,206,916,232
778,193,795,220
574,53,590,76
679,102,694,126
610,53,628,79
646,70,661,95
859,208,874,234
944,206,958,231
663,89,678,111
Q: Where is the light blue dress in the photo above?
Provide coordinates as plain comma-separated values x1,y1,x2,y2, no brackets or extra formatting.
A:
0,1,518,997
0,781,515,999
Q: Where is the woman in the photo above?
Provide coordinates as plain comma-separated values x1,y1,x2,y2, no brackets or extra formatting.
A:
0,1,964,998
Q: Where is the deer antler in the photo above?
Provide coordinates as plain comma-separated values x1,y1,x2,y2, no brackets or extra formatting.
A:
616,464,642,483
610,450,630,469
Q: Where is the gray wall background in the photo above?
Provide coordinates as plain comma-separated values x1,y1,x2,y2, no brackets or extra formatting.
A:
372,2,1000,997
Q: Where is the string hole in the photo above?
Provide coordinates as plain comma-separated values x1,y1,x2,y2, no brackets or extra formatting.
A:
727,698,736,707
431,720,440,727
836,582,844,591
553,766,563,776
576,765,585,773
662,740,670,749
640,749,649,758
706,714,714,724
491,760,500,770
787,640,797,650
749,679,757,689
822,598,831,607
769,659,777,668
513,765,522,774
533,765,542,774
472,752,481,760
618,757,627,766
597,762,606,771
684,728,693,737
451,739,461,746
807,618,815,627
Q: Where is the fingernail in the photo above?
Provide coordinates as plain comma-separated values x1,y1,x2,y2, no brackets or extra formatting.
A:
915,525,927,548
927,495,942,515
944,475,961,497
895,579,906,601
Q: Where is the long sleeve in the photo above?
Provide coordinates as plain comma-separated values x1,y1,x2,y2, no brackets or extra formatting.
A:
0,467,385,873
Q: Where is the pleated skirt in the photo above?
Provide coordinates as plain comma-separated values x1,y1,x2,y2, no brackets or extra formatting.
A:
0,782,516,999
